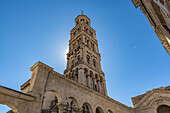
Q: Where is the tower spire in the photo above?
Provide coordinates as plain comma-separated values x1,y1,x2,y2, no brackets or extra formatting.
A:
81,10,84,15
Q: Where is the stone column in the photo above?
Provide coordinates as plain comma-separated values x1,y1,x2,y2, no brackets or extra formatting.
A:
97,77,101,93
100,81,103,94
91,77,94,89
94,77,97,90
103,80,107,95
87,74,91,88
78,67,85,85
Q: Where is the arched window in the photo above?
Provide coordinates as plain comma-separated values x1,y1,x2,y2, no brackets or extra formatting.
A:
72,44,74,49
157,105,170,113
87,55,90,64
49,96,59,113
42,92,59,113
78,27,81,32
84,27,88,33
94,84,97,91
96,107,103,113
77,55,80,61
66,97,78,113
91,32,93,37
76,21,79,25
93,59,96,67
87,40,89,47
86,21,88,25
82,103,92,113
91,42,93,49
107,110,113,113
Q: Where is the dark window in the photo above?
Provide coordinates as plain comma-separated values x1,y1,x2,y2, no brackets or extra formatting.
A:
160,0,164,5
87,55,90,64
93,59,96,67
77,56,80,61
157,105,170,113
77,21,79,25
163,25,170,34
86,21,88,24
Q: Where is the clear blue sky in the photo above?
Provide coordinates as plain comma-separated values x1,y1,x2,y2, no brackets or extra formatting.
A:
0,0,170,112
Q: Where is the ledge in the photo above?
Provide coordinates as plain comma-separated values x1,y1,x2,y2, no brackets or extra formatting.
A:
0,85,35,101
30,61,54,71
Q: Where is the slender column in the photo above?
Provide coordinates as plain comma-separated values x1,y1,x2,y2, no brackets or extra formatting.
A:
100,81,104,94
87,74,91,88
58,104,66,113
94,77,97,90
97,77,101,92
91,77,94,89
103,80,107,95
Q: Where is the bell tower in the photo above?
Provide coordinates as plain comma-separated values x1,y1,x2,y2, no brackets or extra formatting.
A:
64,12,107,95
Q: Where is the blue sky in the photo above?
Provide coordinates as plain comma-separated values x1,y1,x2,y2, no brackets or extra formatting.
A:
0,0,170,112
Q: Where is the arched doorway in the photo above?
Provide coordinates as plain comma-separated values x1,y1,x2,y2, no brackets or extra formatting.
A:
96,107,103,113
82,103,92,113
157,105,170,113
42,91,60,113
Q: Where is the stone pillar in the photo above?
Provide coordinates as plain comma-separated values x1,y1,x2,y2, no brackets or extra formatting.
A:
87,74,91,88
100,81,103,94
58,104,65,113
94,77,97,91
97,77,101,93
78,67,85,85
103,80,107,95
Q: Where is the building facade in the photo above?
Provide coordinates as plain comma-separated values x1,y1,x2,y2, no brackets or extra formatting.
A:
132,0,170,55
0,13,170,113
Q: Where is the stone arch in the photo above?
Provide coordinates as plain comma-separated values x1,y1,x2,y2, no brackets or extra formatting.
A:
0,102,19,113
87,55,90,64
67,97,78,107
82,102,93,113
41,90,61,113
64,97,79,113
107,109,113,113
90,71,94,89
96,107,104,113
93,59,96,67
157,105,170,113
149,97,170,110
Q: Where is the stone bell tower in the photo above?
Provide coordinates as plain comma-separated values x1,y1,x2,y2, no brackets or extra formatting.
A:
64,12,107,95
